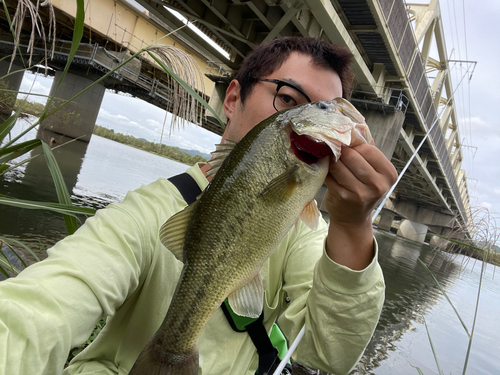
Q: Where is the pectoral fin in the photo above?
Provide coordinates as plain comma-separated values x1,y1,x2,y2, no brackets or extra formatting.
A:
159,201,198,262
259,166,299,200
299,200,321,231
228,272,264,318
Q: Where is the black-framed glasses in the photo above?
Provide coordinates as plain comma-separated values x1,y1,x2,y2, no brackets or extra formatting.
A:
255,78,312,112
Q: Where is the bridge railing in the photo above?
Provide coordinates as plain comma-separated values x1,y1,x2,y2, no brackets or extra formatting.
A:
377,0,467,223
351,86,409,115
0,36,212,131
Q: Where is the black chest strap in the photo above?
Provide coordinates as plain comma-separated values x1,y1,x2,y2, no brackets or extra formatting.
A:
168,172,202,204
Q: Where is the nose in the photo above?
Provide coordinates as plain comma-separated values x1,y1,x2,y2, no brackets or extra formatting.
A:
318,101,329,110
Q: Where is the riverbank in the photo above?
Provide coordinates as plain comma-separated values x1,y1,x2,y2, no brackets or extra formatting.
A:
12,99,209,166
445,244,500,266
92,125,207,165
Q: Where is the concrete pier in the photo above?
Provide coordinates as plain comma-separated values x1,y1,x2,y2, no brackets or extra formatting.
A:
377,211,396,231
360,109,405,160
40,71,105,142
23,129,89,201
429,235,450,248
397,219,428,243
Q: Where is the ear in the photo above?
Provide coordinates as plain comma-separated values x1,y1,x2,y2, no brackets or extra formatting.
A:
223,79,241,121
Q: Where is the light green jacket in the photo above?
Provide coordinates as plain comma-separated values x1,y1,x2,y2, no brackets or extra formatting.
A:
0,164,385,375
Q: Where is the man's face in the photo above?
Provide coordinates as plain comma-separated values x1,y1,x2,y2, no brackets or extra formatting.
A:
222,51,343,143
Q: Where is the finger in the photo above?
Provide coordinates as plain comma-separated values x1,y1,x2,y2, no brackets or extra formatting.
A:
327,155,362,194
335,146,378,186
348,144,398,184
325,169,360,203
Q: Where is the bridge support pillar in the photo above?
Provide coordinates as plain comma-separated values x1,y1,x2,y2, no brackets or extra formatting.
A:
429,235,450,248
359,109,405,160
0,60,24,116
377,211,395,231
40,71,105,142
397,219,428,243
429,227,454,248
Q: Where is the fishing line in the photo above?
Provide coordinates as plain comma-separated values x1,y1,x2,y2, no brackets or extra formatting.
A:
272,61,475,375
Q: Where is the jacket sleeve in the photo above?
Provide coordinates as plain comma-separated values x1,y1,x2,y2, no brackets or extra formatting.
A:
277,221,385,374
0,185,166,375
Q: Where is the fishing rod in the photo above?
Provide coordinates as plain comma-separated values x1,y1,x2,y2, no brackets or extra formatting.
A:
272,62,475,375
371,62,473,222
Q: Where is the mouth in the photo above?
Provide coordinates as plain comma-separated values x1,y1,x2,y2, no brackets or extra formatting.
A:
290,131,332,165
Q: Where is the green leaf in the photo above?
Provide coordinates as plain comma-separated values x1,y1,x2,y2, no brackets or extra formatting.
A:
0,108,23,143
0,196,96,217
0,263,11,279
0,94,31,146
0,236,41,262
418,258,471,338
431,233,487,253
1,240,27,268
0,252,21,277
147,51,225,128
41,142,78,234
422,316,443,375
410,365,426,375
462,253,487,375
0,139,41,165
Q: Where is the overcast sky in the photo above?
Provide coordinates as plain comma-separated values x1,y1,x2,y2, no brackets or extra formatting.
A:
436,0,500,221
17,0,500,224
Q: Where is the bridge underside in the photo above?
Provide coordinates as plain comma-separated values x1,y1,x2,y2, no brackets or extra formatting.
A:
0,0,471,234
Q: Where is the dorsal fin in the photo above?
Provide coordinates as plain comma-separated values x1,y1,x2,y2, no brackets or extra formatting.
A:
206,140,237,177
159,201,198,262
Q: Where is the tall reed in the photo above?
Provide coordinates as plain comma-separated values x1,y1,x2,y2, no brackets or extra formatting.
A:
0,0,222,276
416,207,499,374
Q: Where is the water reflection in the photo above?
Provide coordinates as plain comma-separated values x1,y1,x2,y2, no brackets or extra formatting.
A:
353,230,464,374
0,118,189,260
22,128,89,201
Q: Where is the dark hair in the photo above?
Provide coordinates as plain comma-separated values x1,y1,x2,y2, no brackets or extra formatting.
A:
233,37,355,104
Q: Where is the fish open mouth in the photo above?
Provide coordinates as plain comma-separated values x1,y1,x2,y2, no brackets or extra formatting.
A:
290,131,332,165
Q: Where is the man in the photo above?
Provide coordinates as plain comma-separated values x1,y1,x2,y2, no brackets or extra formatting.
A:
0,37,397,374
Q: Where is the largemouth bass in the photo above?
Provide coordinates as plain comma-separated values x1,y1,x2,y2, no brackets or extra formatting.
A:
129,98,371,375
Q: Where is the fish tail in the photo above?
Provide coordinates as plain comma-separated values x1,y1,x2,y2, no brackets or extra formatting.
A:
129,343,199,375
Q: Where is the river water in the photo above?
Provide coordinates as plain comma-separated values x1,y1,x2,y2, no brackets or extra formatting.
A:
1,118,499,374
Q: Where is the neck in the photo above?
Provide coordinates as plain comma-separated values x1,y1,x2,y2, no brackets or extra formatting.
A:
200,162,213,181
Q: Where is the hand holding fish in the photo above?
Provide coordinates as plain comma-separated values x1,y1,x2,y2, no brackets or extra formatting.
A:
325,142,397,270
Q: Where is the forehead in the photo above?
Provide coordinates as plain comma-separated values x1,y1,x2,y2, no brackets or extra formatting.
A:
265,52,343,100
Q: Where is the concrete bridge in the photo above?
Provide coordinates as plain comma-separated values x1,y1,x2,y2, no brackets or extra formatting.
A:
0,0,472,242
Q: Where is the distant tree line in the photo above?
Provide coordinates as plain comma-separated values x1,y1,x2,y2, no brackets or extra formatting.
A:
93,125,208,165
10,98,208,165
14,98,45,116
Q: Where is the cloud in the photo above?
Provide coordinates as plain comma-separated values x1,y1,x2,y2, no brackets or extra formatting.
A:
96,92,221,155
146,118,161,128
